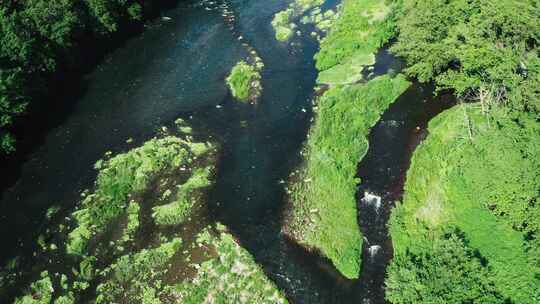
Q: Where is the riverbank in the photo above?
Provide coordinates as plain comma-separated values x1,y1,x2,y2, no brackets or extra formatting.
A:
283,0,409,279
386,104,540,303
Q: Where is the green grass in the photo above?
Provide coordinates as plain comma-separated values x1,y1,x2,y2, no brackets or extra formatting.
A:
67,136,195,255
315,0,394,71
317,52,375,85
170,224,288,303
388,104,540,303
226,61,261,102
96,238,182,304
287,75,410,279
152,167,212,226
271,0,324,41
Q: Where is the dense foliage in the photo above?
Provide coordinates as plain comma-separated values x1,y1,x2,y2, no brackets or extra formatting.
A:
387,1,540,302
287,74,409,279
387,105,540,303
387,231,505,304
285,0,407,279
226,60,262,103
0,0,155,153
391,0,540,114
171,226,289,303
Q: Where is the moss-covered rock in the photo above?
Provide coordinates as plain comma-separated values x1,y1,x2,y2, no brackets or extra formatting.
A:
226,60,262,103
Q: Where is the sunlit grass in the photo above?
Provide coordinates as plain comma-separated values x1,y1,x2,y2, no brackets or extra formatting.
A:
288,75,410,278
389,104,540,303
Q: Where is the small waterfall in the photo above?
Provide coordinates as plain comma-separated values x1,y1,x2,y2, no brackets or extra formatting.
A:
361,192,382,214
368,245,381,261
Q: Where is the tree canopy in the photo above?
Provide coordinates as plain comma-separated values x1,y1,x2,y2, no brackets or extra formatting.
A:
0,0,147,153
391,0,540,114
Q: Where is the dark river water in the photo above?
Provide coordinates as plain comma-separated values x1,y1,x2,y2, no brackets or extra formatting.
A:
0,0,452,303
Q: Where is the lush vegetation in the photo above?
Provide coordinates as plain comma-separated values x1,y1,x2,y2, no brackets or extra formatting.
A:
152,167,212,226
387,104,540,303
271,0,324,41
315,0,392,71
170,225,289,303
96,238,183,303
285,0,407,280
391,0,540,115
6,120,289,303
315,0,392,85
67,136,210,255
226,60,262,103
386,1,540,302
0,0,161,154
6,124,217,303
287,75,410,279
387,230,506,304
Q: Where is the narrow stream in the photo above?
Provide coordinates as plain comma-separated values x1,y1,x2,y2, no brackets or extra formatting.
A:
353,55,455,302
1,0,454,303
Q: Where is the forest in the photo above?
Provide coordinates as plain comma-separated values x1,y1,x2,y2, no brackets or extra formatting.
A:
386,0,540,303
0,0,162,154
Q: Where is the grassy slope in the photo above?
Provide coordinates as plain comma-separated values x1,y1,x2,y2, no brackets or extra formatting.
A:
388,104,540,303
288,75,410,279
286,0,408,279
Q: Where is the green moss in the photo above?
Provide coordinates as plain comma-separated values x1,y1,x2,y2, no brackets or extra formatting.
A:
14,272,53,304
226,61,261,102
152,167,212,226
67,136,198,255
287,75,410,279
317,52,375,85
271,0,324,42
315,0,394,71
388,104,540,303
96,238,182,304
169,225,288,303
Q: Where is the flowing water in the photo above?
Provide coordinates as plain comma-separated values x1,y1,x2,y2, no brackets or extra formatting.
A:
354,78,455,303
0,1,453,303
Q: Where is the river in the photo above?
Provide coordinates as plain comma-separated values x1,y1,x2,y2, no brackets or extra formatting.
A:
0,1,451,303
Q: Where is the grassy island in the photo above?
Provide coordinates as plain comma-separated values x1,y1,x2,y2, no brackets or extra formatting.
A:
286,75,409,279
226,60,262,103
285,0,409,279
386,105,540,303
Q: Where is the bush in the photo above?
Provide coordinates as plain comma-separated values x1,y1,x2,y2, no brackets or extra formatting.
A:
226,61,261,102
